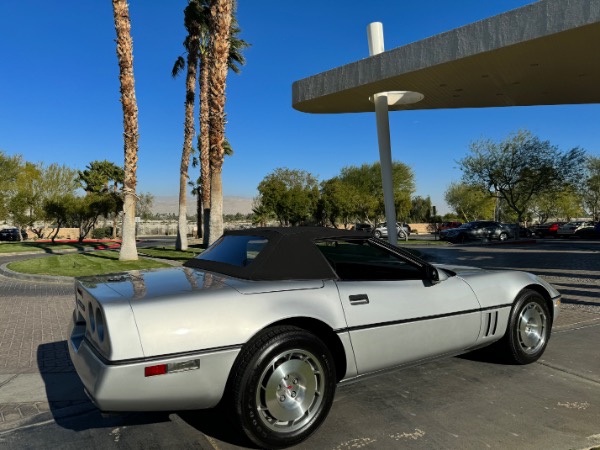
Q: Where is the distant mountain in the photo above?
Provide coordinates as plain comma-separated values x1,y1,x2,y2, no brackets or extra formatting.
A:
152,196,253,215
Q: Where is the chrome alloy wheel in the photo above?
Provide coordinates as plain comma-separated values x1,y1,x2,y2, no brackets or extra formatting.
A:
517,302,547,354
255,348,325,433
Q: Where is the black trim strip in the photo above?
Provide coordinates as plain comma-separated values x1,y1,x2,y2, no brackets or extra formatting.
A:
86,340,243,366
89,302,514,364
492,311,499,335
336,303,512,334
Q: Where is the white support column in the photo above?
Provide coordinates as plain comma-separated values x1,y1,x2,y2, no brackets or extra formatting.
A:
368,22,398,246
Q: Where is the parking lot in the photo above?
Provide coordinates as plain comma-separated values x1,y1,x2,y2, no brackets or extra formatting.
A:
0,239,599,449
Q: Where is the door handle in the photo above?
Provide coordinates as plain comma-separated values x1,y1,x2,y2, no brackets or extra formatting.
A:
349,294,370,305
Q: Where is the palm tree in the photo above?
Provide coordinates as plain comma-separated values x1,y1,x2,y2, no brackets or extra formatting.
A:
208,0,249,244
190,139,234,242
172,1,203,251
111,0,140,261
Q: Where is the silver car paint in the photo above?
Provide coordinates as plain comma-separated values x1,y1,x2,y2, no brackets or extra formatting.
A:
69,337,239,411
69,262,560,413
335,275,482,374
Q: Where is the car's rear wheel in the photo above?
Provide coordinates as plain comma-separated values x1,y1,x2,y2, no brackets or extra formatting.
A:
501,289,551,364
374,230,382,238
230,326,336,449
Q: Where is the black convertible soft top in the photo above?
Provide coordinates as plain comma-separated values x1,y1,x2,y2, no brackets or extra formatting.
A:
184,227,372,281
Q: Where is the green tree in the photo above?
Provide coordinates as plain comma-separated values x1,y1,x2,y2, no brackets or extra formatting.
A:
319,178,360,228
71,194,116,243
137,192,155,221
582,156,600,221
409,196,433,222
529,187,583,223
444,182,496,222
460,130,586,223
0,151,22,220
43,195,78,243
257,168,320,226
112,0,140,260
77,160,125,239
338,161,415,223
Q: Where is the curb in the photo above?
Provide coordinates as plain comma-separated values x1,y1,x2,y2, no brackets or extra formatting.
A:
449,239,537,246
0,263,73,285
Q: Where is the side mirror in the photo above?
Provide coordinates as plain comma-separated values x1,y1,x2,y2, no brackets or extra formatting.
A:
425,265,448,284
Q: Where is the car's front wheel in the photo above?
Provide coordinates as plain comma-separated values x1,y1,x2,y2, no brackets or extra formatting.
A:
501,289,551,364
230,326,336,449
374,230,382,238
499,232,508,241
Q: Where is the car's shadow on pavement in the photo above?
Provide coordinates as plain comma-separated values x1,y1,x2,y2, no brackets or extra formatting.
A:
36,341,171,431
35,341,251,444
177,408,258,448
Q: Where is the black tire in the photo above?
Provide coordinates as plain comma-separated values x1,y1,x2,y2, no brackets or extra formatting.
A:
230,326,336,449
374,230,382,238
500,289,551,364
499,232,508,241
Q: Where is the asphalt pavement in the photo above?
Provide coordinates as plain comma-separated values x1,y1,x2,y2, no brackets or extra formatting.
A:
0,239,599,449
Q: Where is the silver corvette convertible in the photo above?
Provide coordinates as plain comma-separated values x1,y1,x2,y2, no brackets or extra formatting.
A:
68,227,560,449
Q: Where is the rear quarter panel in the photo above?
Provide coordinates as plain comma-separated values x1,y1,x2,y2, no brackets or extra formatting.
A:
129,275,348,358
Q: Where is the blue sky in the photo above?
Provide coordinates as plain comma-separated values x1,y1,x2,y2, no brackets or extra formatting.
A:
1,1,598,214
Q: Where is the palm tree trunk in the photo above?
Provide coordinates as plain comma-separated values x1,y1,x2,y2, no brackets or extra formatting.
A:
196,195,203,239
112,0,139,261
207,0,232,245
198,57,211,246
176,29,200,251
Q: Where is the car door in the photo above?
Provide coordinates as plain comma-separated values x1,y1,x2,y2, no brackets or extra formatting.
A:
328,242,482,375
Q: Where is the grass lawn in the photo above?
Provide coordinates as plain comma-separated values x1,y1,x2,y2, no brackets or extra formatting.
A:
7,250,171,277
0,241,119,254
138,246,202,262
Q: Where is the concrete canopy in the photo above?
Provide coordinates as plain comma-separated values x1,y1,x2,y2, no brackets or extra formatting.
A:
292,0,600,113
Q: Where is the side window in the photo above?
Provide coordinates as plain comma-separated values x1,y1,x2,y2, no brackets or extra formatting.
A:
195,235,268,267
316,239,423,281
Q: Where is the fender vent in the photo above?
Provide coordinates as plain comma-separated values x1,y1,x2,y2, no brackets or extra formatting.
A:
484,311,499,337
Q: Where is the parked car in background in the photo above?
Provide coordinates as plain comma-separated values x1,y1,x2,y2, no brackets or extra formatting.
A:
440,221,513,243
373,222,410,239
556,221,594,237
502,223,534,238
437,221,462,233
571,221,600,238
354,223,373,233
0,228,25,241
68,227,561,449
532,222,566,238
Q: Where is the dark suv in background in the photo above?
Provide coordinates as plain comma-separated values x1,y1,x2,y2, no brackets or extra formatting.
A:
0,228,25,241
440,221,513,243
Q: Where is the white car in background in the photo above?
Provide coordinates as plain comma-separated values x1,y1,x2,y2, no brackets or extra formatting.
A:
373,222,410,239
556,221,594,237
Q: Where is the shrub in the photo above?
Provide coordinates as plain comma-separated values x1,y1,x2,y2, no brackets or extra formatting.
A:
92,227,113,239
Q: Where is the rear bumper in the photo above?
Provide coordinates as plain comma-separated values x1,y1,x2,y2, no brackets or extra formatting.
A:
68,324,240,412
